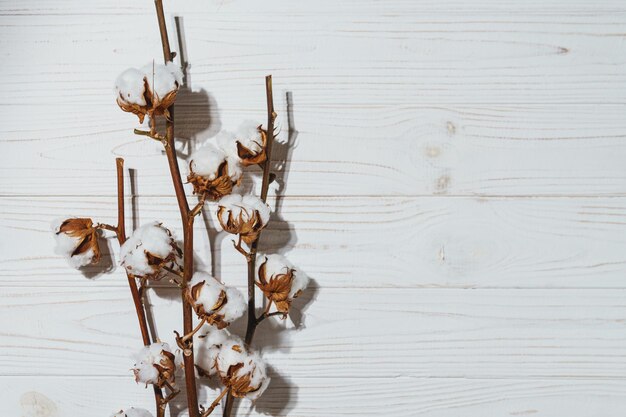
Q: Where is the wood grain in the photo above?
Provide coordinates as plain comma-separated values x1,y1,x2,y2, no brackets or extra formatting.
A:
3,376,626,417
1,0,625,416
1,286,626,379
2,196,626,289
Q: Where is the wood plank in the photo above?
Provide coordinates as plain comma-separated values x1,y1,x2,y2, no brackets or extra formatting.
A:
1,287,625,379
2,104,626,197
2,375,626,417
2,196,626,289
1,0,626,197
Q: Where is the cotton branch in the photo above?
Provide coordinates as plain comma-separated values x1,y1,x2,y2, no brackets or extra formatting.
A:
153,1,201,416
222,75,277,417
103,158,167,417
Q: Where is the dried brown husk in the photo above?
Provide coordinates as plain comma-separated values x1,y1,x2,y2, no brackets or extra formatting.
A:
220,361,263,398
116,76,179,123
256,258,296,314
185,279,230,329
236,126,267,166
56,218,101,265
187,160,239,201
217,204,267,245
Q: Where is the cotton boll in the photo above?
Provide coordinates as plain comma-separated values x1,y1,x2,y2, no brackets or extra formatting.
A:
186,272,247,328
111,407,154,417
51,217,100,269
195,327,243,377
216,343,270,400
256,254,308,314
132,342,176,388
120,222,179,279
187,144,243,200
115,68,147,106
216,194,271,244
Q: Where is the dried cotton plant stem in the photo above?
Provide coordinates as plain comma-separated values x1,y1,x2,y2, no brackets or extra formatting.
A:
153,2,201,417
114,158,166,417
223,75,277,417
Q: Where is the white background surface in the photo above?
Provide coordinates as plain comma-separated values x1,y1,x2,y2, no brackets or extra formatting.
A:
1,0,626,416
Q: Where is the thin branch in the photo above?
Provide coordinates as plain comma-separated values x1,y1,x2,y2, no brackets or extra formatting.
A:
114,158,166,417
201,389,230,417
223,75,276,417
153,2,200,417
256,310,285,326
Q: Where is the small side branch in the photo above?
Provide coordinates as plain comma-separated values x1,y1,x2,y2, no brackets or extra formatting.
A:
200,389,230,417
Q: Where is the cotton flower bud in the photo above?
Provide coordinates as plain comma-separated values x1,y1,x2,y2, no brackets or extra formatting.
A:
187,143,242,200
217,122,267,166
185,272,246,329
216,341,270,400
132,342,177,388
120,222,181,280
115,62,183,123
256,254,309,314
111,407,154,417
194,327,243,377
51,217,101,268
217,194,271,245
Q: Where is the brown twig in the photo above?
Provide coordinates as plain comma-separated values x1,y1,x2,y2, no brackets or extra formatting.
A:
112,158,166,417
153,2,201,417
223,75,277,417
201,389,230,417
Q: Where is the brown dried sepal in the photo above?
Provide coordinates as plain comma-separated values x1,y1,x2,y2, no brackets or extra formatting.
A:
220,362,263,399
187,161,239,201
116,76,179,123
217,205,267,245
256,258,296,314
56,218,101,265
125,237,181,281
185,279,230,329
236,125,267,166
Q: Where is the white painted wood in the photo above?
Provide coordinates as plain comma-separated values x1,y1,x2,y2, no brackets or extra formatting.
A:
3,376,626,417
1,0,625,416
3,196,626,288
1,287,626,379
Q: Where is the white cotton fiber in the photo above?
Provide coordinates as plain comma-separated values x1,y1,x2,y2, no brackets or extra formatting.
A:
140,62,183,100
217,194,271,227
236,120,264,153
221,286,246,323
120,222,176,278
216,130,240,160
194,327,242,377
115,68,147,106
111,407,154,417
132,342,174,386
189,143,243,182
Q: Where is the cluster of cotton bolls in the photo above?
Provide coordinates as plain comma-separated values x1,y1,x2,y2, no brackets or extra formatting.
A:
187,121,267,201
115,62,183,124
185,272,246,329
51,217,101,269
256,254,309,314
120,222,180,280
111,408,154,417
195,327,270,400
132,342,178,388
216,193,271,244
